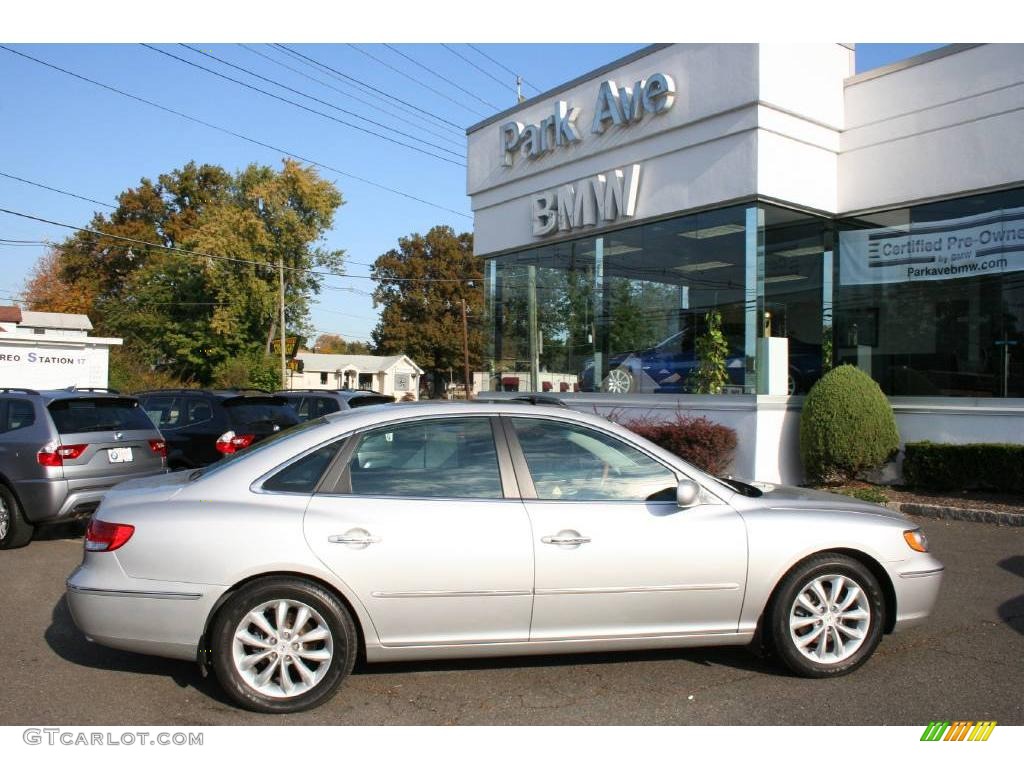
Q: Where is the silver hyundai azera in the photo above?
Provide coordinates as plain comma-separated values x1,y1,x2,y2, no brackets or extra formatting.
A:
66,401,944,713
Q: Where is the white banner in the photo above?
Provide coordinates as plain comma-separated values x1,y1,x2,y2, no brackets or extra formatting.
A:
839,206,1024,286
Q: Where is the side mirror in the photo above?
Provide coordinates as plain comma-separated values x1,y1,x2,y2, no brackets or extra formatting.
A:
676,479,700,508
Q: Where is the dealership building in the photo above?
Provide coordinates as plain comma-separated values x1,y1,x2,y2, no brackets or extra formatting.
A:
467,43,1024,483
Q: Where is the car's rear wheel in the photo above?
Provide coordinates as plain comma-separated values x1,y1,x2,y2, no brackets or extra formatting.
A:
0,484,34,549
210,577,357,713
769,553,884,677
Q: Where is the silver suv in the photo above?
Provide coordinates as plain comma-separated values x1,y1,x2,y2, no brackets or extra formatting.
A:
0,388,167,548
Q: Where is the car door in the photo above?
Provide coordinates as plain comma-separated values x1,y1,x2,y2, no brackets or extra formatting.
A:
505,416,747,642
303,415,534,647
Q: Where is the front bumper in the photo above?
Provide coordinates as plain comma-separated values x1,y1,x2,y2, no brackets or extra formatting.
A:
65,553,224,662
891,555,945,632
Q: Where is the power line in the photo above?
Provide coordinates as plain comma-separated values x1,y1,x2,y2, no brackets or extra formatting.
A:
382,44,500,111
440,44,518,97
0,171,115,209
466,44,542,94
0,45,470,219
274,45,464,132
237,44,463,148
347,44,485,120
0,206,480,284
142,44,465,168
180,45,463,159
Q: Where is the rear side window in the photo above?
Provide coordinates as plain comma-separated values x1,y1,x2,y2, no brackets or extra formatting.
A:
224,398,299,428
140,395,184,429
263,442,341,493
4,399,35,432
344,417,502,499
48,398,155,434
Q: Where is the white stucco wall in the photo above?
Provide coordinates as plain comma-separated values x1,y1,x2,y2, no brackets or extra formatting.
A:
840,44,1024,213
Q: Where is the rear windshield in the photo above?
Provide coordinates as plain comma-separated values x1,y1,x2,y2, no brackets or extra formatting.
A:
349,395,394,408
48,397,155,434
223,398,299,428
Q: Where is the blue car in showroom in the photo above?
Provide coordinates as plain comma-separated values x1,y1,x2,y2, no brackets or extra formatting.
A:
580,330,822,395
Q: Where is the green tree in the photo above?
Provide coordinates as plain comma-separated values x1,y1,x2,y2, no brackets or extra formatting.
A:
690,309,730,394
371,226,482,395
25,159,345,384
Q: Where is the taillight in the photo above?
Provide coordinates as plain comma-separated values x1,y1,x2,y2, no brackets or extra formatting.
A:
215,431,255,454
37,443,87,466
149,439,167,457
85,519,135,552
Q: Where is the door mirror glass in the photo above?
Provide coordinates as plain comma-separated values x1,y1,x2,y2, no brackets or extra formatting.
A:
676,479,700,508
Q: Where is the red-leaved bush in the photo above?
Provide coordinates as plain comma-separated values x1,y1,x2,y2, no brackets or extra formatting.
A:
613,411,738,476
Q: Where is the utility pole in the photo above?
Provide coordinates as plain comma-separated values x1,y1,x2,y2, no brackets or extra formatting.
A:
279,256,287,390
461,297,472,400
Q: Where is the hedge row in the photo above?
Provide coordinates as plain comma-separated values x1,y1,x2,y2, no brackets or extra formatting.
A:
902,442,1024,494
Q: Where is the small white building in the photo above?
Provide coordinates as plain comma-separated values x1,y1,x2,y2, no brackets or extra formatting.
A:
0,307,122,390
287,353,424,400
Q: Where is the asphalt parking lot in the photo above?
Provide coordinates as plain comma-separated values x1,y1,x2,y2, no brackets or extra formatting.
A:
1,515,1021,725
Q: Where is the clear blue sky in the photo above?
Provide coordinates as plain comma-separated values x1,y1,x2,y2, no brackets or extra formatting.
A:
0,43,943,344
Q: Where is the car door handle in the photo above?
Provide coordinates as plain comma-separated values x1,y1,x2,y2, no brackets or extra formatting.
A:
328,528,380,547
541,531,591,546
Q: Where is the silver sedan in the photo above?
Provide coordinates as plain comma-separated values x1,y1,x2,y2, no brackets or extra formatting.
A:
66,401,943,713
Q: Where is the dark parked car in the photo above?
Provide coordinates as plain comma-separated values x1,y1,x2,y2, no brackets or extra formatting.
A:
580,331,822,395
0,387,166,548
135,389,300,469
274,389,395,422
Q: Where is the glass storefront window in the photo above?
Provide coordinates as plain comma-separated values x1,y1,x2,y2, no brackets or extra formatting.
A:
484,203,831,396
837,187,1024,398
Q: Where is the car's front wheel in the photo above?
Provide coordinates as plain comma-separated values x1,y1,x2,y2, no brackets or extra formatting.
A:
210,577,358,713
769,553,884,677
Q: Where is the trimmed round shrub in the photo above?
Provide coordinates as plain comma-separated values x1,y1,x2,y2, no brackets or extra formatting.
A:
800,365,899,484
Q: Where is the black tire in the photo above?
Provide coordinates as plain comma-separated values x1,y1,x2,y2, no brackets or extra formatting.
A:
0,484,34,549
768,552,884,678
210,576,358,714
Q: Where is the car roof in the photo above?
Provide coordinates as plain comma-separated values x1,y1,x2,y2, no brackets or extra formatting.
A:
134,388,282,400
0,388,135,405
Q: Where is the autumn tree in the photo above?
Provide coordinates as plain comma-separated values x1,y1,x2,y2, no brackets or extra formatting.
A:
22,159,345,385
371,226,482,395
313,333,373,355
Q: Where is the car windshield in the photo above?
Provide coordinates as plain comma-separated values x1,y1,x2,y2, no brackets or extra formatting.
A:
223,398,299,427
47,397,154,434
189,417,329,481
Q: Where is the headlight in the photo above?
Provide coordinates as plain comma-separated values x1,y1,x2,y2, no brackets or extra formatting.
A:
903,528,929,553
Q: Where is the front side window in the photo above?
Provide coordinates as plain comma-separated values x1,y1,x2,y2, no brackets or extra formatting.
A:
345,417,503,499
511,418,677,502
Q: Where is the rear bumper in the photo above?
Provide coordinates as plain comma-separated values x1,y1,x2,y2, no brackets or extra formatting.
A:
16,469,166,525
65,554,224,662
892,558,945,632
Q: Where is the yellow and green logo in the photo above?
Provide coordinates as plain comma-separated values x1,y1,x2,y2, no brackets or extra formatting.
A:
920,721,997,741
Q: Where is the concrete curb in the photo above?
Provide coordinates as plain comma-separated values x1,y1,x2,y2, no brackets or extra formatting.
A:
887,501,1024,527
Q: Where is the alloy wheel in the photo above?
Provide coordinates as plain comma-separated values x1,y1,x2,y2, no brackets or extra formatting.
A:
603,368,633,394
0,497,9,541
232,599,334,698
788,573,871,664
